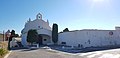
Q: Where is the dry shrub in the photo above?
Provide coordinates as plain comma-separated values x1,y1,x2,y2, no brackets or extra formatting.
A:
0,41,8,49
0,41,9,58
0,48,8,56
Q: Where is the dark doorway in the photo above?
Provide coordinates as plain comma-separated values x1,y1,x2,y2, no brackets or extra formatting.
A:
38,35,43,45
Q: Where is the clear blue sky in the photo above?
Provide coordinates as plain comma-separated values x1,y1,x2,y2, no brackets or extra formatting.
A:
0,0,120,35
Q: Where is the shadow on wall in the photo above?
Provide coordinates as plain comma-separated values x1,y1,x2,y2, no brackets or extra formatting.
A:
48,45,120,53
10,44,120,53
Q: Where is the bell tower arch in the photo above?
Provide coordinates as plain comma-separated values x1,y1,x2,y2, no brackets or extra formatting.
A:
36,13,42,20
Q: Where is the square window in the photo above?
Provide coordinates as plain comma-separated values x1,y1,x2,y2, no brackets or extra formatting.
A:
61,42,66,44
38,26,40,28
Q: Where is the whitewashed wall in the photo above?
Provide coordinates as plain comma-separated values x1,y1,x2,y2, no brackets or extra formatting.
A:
21,33,27,47
42,35,52,45
58,30,120,48
21,13,52,46
22,19,51,34
37,29,52,36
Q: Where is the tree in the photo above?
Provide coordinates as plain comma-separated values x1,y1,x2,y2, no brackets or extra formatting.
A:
9,30,16,41
15,34,19,37
5,30,10,41
52,23,58,44
27,29,38,45
11,30,15,36
63,28,69,32
8,30,19,50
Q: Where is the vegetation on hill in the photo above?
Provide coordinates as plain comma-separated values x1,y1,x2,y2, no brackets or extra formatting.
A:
63,28,69,32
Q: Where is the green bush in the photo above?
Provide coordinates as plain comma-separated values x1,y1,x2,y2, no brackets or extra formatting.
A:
27,29,38,44
0,48,8,56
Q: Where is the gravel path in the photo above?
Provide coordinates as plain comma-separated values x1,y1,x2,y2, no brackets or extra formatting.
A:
7,48,82,58
7,48,120,58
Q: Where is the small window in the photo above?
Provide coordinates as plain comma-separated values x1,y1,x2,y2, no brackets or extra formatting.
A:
61,42,66,44
109,31,113,35
44,39,47,41
38,26,40,28
88,39,91,44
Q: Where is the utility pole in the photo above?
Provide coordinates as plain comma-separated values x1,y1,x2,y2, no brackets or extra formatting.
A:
6,30,11,50
3,30,5,42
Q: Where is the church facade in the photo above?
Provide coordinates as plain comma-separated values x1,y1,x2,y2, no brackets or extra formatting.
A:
21,13,120,48
21,13,52,46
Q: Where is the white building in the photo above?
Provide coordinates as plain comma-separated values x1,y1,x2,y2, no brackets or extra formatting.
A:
21,13,52,46
58,29,120,48
21,13,120,48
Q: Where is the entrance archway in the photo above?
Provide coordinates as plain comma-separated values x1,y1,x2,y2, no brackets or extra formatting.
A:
38,35,43,45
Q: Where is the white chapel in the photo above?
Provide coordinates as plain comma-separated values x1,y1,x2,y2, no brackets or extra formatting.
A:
21,13,52,46
21,13,120,48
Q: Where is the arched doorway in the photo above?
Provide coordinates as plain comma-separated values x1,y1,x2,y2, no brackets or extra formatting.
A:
37,34,51,45
38,35,43,45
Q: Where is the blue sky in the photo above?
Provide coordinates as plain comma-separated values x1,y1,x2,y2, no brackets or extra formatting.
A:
0,0,120,35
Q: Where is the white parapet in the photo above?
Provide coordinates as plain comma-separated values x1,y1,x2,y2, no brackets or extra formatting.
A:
115,27,120,30
37,29,52,36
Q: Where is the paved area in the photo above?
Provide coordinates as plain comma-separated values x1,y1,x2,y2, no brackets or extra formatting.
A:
7,48,120,58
